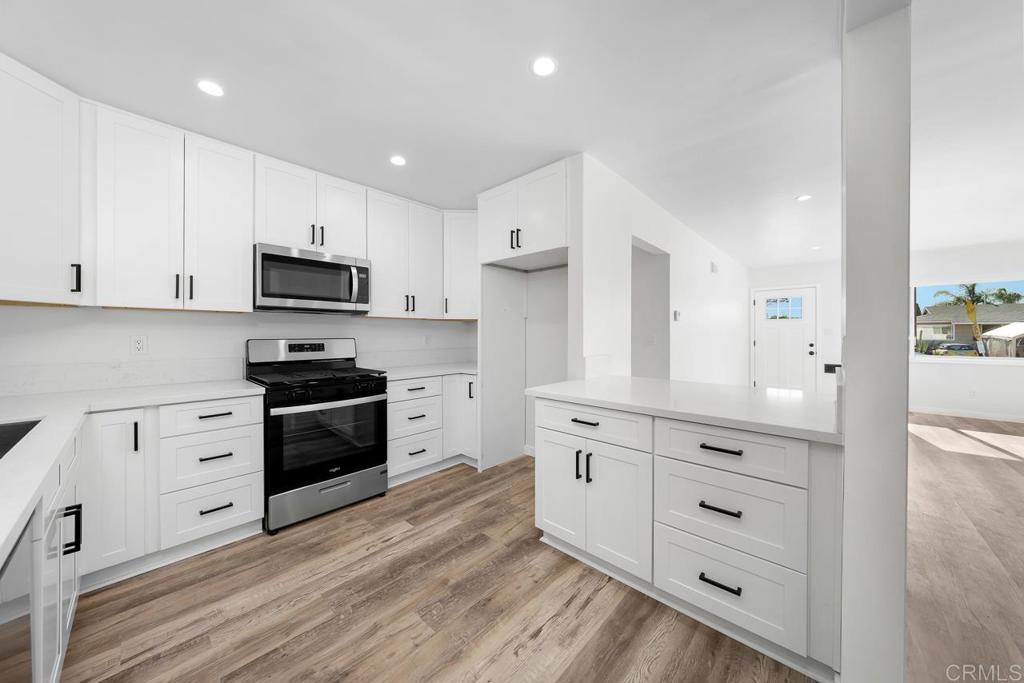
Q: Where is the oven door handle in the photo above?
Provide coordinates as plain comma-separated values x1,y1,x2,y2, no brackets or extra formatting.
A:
269,394,387,416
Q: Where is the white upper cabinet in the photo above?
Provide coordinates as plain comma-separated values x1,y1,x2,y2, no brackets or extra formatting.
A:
0,54,81,305
367,190,410,317
477,159,567,265
316,174,366,257
254,154,317,250
95,106,185,309
408,203,444,319
184,134,254,312
443,211,479,319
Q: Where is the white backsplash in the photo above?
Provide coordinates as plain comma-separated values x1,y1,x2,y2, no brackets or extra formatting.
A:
0,306,476,396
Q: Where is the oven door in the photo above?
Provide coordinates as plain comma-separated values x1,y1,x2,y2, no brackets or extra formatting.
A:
255,243,369,312
265,394,387,494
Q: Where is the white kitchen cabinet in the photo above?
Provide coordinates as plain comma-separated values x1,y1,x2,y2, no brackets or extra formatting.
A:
478,159,566,264
95,107,185,309
254,154,317,250
58,462,81,650
443,374,478,460
535,429,587,548
443,211,479,319
0,54,81,305
316,174,366,257
81,409,146,574
408,203,444,318
366,190,410,317
184,134,254,312
36,508,61,683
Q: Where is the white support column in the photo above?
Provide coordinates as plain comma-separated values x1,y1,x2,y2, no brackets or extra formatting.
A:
841,4,911,682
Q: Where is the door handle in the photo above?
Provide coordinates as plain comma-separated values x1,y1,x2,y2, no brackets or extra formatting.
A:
133,421,139,452
515,228,522,249
411,295,416,312
61,504,82,555
585,452,592,483
468,381,474,399
575,449,582,480
808,351,816,356
189,275,194,300
405,294,409,312
310,224,316,245
320,225,325,247
445,297,448,315
175,274,180,299
70,263,82,293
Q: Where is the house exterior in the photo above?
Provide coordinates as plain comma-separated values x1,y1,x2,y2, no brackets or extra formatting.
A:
916,303,1024,352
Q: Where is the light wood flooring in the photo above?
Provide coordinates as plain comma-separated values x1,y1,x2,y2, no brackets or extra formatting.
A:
62,457,809,682
907,413,1024,683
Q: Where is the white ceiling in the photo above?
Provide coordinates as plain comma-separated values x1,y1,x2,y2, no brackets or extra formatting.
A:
910,0,1024,251
0,0,844,268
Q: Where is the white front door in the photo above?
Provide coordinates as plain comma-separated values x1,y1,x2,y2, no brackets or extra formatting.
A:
753,287,818,392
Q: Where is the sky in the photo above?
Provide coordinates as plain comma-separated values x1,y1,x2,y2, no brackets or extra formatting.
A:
916,280,1024,308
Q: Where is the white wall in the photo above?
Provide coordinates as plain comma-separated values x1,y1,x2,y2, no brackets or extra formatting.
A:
909,240,1024,421
750,260,843,395
575,155,749,385
0,306,476,396
631,244,670,379
524,267,569,447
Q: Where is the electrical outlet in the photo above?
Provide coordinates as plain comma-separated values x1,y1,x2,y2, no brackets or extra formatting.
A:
130,335,148,355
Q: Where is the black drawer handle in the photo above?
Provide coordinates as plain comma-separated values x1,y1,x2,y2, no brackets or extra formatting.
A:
699,500,743,519
198,452,234,463
571,418,600,427
407,386,426,392
408,448,427,456
699,571,742,597
199,502,234,516
70,263,82,293
407,414,427,421
699,442,743,456
61,504,82,555
198,411,233,420
575,449,582,480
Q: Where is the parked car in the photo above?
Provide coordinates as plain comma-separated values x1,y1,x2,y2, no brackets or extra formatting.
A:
933,343,978,356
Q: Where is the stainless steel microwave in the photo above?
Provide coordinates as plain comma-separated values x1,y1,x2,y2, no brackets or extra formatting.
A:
254,243,370,313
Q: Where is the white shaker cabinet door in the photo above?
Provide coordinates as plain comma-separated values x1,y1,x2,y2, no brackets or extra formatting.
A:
184,134,254,312
254,154,317,250
534,428,587,548
0,54,81,305
316,173,366,257
477,181,516,264
408,203,443,319
95,106,185,309
515,160,566,257
366,190,410,317
443,211,479,319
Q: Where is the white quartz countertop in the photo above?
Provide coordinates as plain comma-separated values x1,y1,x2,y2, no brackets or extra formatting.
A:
385,362,477,381
525,376,842,445
0,380,264,565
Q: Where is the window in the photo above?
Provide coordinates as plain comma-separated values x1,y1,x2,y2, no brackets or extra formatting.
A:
766,296,803,320
913,280,1024,359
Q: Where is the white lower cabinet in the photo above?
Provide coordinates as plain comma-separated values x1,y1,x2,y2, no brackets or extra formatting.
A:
535,427,653,581
37,509,61,683
159,473,264,549
387,395,443,441
158,424,263,493
388,430,443,477
442,374,477,460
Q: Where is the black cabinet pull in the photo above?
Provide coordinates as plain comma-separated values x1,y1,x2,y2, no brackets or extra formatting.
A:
133,421,139,452
407,414,427,421
70,263,82,293
585,452,593,483
515,228,522,248
571,418,600,427
445,297,448,314
189,275,194,300
510,229,515,249
319,225,325,246
175,273,180,299
468,381,474,399
199,502,234,516
808,350,815,356
575,449,582,480
699,442,743,457
699,500,743,519
198,452,233,463
198,411,233,420
408,448,427,456
411,295,416,312
310,224,316,245
699,572,742,597
405,294,410,312
61,504,82,555
407,386,426,392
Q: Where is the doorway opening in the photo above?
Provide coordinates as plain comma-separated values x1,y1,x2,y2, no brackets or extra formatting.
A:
631,238,670,380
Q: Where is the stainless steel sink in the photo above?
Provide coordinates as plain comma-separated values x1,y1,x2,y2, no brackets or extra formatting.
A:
0,420,40,460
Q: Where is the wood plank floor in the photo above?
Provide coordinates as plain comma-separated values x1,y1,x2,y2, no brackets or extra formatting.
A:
907,413,1024,683
62,457,809,682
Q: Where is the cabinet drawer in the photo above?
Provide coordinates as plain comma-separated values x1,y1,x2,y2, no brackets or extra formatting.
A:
654,457,807,571
654,419,808,488
535,399,652,452
159,424,263,493
387,395,442,440
654,523,807,655
159,473,263,550
387,376,443,402
388,430,443,476
159,395,263,437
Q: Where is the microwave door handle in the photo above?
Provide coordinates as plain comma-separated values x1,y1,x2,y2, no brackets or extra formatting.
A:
350,265,359,303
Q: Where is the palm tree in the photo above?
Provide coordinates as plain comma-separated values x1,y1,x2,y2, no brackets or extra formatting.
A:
933,283,991,353
990,287,1023,304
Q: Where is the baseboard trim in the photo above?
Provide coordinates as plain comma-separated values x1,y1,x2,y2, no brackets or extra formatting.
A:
388,455,478,487
522,444,535,457
82,521,263,594
540,534,838,683
909,405,1024,424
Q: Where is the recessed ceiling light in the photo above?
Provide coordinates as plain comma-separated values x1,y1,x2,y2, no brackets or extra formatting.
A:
197,80,224,97
795,194,813,202
390,155,407,167
810,245,822,251
531,56,558,77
